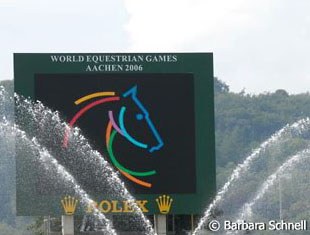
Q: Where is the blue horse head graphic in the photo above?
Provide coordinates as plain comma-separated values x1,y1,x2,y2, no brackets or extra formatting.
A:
120,85,164,153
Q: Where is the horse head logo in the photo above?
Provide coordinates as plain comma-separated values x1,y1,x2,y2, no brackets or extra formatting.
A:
63,85,164,188
119,86,163,153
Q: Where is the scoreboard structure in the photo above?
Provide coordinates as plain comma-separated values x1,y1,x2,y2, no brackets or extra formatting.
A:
14,53,215,216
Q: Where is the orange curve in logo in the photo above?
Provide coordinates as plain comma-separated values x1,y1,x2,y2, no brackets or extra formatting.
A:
105,120,152,188
119,169,152,188
74,92,116,105
106,121,113,147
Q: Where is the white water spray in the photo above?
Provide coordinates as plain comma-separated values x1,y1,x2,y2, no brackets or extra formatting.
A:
193,118,310,234
239,148,310,221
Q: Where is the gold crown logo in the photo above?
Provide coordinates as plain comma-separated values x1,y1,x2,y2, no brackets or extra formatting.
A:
156,195,173,214
61,196,78,215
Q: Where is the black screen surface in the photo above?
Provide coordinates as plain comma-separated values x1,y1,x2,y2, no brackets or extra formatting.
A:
35,73,196,194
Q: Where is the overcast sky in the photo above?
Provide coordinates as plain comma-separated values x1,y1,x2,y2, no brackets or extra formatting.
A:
1,0,309,94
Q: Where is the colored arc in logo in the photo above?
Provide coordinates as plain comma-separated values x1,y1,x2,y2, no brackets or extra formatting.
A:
74,92,116,105
119,107,148,149
63,95,120,147
106,122,155,188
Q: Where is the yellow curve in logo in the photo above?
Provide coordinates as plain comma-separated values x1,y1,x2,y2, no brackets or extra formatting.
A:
74,92,116,105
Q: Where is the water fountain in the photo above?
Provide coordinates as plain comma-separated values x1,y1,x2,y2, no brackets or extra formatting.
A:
193,118,310,235
239,148,310,221
0,121,117,234
1,85,155,234
217,148,310,235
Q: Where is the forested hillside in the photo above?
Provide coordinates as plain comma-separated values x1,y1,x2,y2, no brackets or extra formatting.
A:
214,79,310,187
1,79,310,234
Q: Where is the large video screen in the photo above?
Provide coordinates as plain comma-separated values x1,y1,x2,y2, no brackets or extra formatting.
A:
35,73,196,194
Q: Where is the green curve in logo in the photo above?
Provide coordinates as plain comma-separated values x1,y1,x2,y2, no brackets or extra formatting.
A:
107,130,156,177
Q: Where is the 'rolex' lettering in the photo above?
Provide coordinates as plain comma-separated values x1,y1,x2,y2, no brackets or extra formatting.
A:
86,200,149,213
